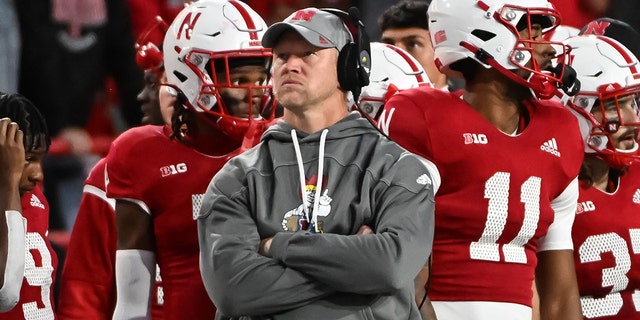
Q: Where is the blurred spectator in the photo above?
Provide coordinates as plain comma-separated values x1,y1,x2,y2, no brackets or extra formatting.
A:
16,0,143,232
0,0,20,93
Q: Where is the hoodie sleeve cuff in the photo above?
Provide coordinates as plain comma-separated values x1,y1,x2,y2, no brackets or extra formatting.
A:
267,232,295,261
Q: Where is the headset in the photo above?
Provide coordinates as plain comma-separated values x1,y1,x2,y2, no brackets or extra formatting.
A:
322,7,371,102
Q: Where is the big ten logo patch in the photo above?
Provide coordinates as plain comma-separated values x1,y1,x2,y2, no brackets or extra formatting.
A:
160,163,188,177
576,201,596,214
463,133,488,145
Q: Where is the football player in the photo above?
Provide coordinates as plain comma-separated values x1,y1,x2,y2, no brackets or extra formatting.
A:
559,34,640,320
56,17,170,320
107,0,276,318
0,93,56,319
382,0,584,319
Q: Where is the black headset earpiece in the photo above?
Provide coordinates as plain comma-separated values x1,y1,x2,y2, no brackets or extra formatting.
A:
321,7,371,101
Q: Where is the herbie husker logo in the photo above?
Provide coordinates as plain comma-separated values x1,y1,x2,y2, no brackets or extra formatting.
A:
281,175,333,233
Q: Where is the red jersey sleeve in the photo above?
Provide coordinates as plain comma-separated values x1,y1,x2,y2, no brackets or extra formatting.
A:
58,159,117,320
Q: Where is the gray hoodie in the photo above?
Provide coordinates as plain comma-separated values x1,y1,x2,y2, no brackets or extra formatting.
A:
198,113,438,320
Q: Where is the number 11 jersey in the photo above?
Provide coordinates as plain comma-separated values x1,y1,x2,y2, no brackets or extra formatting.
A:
382,87,583,307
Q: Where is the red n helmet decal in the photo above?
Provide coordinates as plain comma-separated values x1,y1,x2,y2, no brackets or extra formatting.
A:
177,12,202,40
582,21,611,35
291,10,317,22
229,0,259,40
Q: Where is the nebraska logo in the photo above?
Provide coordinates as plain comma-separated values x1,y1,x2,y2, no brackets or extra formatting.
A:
581,21,611,35
291,9,317,22
177,12,202,40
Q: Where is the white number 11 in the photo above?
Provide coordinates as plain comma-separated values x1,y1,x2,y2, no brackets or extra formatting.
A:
470,172,541,264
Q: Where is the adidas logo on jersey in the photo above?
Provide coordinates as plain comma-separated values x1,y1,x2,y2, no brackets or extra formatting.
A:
540,138,560,157
634,189,640,204
576,201,595,214
30,194,45,209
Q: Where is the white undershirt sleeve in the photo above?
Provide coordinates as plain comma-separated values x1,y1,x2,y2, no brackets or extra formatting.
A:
538,178,579,252
113,249,155,320
0,210,26,312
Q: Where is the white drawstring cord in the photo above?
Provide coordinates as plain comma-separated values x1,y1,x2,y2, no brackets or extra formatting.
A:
291,128,329,232
291,129,310,223
312,129,328,232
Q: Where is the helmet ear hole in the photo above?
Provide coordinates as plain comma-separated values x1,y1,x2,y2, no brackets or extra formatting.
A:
471,30,496,41
173,71,188,83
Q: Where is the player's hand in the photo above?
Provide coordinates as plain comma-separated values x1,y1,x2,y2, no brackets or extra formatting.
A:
0,118,25,187
357,225,373,235
259,237,273,256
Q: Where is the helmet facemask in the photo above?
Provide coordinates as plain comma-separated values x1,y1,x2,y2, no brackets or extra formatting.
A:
182,49,275,142
577,84,640,169
481,4,571,98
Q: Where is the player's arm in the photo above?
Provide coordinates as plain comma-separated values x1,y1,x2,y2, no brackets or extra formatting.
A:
198,168,335,317
536,250,581,319
58,181,118,318
535,178,582,319
264,155,438,295
415,257,438,320
0,118,26,311
112,199,155,320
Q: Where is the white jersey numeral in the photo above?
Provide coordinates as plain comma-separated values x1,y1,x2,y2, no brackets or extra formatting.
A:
470,172,541,264
578,229,640,318
23,232,54,320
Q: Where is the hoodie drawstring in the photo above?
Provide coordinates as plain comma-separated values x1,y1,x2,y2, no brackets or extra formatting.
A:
291,128,328,233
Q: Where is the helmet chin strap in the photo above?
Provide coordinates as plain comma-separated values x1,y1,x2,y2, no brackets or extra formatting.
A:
459,41,581,100
547,63,581,96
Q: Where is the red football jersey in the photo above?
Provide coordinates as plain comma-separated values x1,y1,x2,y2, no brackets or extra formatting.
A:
572,164,640,319
58,158,164,320
382,87,583,306
4,186,58,319
106,125,236,318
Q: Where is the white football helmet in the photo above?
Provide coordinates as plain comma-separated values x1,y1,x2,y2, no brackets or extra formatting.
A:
163,0,274,141
545,25,580,42
352,42,432,120
427,0,573,99
558,35,640,169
